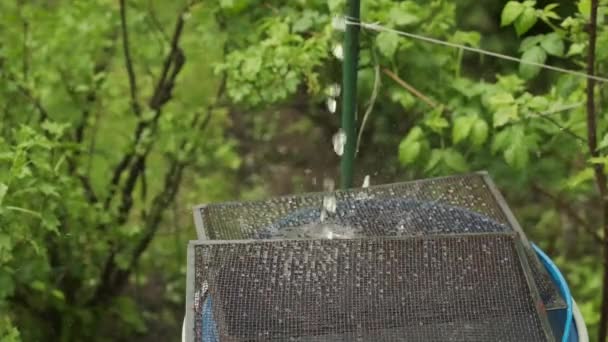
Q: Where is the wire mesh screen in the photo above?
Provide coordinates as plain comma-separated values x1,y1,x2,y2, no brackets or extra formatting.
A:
189,234,554,341
193,172,564,311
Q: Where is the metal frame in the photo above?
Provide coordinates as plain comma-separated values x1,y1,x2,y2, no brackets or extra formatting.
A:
514,237,556,340
478,171,532,245
192,204,208,240
184,242,197,342
185,233,556,341
191,172,490,240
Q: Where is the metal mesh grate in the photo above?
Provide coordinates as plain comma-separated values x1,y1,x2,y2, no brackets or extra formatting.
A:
188,234,554,341
192,172,564,310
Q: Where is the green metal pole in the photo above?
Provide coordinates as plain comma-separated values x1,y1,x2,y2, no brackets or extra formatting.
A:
340,0,360,189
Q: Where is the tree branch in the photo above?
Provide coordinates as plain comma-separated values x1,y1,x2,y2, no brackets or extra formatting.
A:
105,4,191,210
587,0,608,338
382,68,439,109
91,107,214,305
119,0,141,117
10,78,49,123
532,184,603,244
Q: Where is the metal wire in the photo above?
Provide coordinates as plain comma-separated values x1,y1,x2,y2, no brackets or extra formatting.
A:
343,18,608,84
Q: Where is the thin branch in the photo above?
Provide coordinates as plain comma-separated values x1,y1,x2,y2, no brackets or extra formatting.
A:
356,64,380,155
21,18,28,80
382,68,439,109
9,77,49,123
532,184,603,244
587,0,608,340
113,110,214,291
119,0,142,117
148,5,189,110
147,0,170,44
105,4,191,209
92,98,218,306
535,112,588,144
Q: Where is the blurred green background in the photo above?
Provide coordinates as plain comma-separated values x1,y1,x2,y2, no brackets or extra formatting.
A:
1,0,607,340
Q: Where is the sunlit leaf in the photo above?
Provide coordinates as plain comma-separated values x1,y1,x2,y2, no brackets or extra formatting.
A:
501,1,524,26
519,46,547,79
514,6,538,36
540,33,564,56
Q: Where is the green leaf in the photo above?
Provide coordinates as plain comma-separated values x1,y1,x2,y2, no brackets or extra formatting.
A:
566,168,595,189
443,149,469,173
399,127,424,165
451,31,481,47
519,35,544,52
292,13,314,33
327,0,344,12
51,289,65,301
219,0,234,8
567,43,585,57
113,297,147,333
514,6,538,35
389,6,420,26
0,183,7,206
504,140,528,169
404,126,424,142
598,133,608,150
425,116,449,133
578,0,591,19
241,56,262,80
519,46,547,79
501,1,524,26
488,92,515,108
589,156,608,165
452,116,475,144
496,74,526,93
492,128,513,154
493,105,519,127
540,33,564,56
471,119,489,147
41,121,69,137
424,150,443,173
544,3,559,11
398,140,421,165
527,96,549,110
5,206,41,218
376,31,400,58
0,270,15,299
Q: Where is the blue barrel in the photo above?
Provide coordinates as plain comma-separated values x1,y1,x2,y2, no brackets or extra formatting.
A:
534,244,588,342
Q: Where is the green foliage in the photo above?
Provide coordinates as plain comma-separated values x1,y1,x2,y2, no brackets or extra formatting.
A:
0,0,242,339
2,0,608,340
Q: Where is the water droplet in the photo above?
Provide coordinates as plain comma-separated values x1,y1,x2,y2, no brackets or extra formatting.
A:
323,195,337,214
326,97,337,113
362,175,370,188
323,178,335,191
333,129,347,156
332,44,344,60
326,83,341,97
332,16,346,31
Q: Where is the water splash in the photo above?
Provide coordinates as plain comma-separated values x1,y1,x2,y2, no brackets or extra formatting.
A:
326,84,341,97
331,16,346,31
323,178,335,191
332,129,347,156
326,97,337,113
332,44,344,60
362,175,370,188
323,195,337,214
